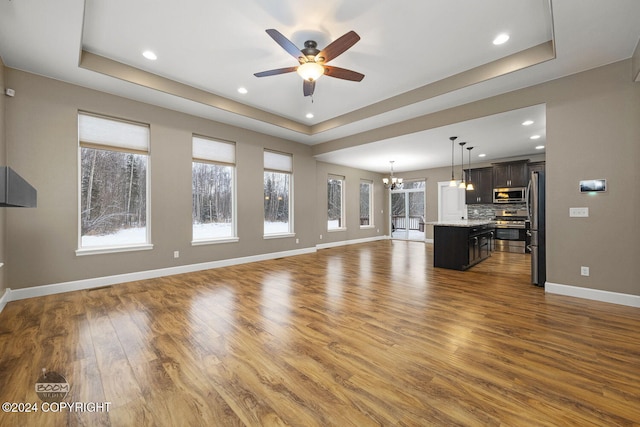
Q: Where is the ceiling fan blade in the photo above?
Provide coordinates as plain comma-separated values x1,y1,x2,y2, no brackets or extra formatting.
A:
265,29,304,62
254,66,298,77
315,30,360,63
303,80,315,97
323,66,365,82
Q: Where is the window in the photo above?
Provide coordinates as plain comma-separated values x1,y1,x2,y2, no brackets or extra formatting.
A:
328,175,345,230
78,112,150,253
192,136,236,243
360,180,373,227
264,150,293,236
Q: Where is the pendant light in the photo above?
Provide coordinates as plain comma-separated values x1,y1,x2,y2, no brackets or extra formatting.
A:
449,136,458,186
466,146,475,191
458,142,466,189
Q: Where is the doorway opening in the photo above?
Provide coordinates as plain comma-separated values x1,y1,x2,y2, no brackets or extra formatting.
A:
390,180,425,241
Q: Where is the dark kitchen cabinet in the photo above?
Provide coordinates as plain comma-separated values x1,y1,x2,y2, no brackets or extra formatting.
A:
465,167,493,204
493,161,529,188
433,224,493,270
528,161,545,176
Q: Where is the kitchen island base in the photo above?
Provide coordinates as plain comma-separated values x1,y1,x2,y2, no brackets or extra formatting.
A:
433,223,493,271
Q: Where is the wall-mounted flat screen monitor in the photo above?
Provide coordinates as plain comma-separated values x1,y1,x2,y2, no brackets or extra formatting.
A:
579,179,606,193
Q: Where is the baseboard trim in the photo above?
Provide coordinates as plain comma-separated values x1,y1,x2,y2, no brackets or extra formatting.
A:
0,288,11,313
5,247,318,305
316,235,389,250
545,282,640,308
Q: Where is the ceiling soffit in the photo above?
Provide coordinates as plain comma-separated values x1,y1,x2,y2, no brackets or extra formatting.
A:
78,1,555,140
79,41,554,138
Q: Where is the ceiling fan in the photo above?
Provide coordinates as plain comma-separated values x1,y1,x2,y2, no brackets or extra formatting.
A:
254,29,364,97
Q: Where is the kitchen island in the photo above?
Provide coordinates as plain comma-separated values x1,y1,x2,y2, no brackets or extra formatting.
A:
428,220,494,270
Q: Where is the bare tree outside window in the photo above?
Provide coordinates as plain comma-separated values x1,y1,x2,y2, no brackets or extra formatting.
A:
264,172,290,234
264,150,293,235
81,148,147,246
192,162,234,240
360,180,373,227
79,113,149,249
192,136,236,241
328,176,345,230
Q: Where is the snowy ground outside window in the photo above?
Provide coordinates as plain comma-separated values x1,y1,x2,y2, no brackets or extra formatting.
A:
81,221,292,247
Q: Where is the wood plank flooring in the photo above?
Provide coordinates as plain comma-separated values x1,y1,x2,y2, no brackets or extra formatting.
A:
1,240,639,426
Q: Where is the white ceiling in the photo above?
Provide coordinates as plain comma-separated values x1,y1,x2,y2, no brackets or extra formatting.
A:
1,0,639,173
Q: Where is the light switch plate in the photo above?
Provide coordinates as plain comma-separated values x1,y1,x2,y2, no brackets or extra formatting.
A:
570,207,589,217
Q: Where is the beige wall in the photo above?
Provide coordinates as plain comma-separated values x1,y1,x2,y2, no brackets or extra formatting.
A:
544,60,640,296
3,57,640,299
3,69,367,289
0,57,6,295
318,59,640,297
315,161,386,244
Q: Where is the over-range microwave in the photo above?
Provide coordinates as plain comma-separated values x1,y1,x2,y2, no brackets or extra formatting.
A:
493,187,527,203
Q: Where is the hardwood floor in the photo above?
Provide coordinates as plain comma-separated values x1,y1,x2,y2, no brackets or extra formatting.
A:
1,240,639,426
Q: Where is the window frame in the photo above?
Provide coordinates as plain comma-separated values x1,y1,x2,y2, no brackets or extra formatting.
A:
76,112,152,256
327,174,346,232
359,179,374,229
191,135,238,245
263,150,294,239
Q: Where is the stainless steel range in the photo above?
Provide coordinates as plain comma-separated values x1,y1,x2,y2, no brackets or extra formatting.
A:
493,209,530,253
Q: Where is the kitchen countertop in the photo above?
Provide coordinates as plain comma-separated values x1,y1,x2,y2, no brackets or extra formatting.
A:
426,220,494,227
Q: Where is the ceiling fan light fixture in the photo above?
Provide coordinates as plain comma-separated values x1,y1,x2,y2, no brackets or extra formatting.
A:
297,62,324,82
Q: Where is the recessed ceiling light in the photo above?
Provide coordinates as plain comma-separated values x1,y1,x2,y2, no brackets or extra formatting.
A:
522,120,534,126
478,153,487,158
306,113,314,119
237,87,248,94
535,145,545,150
530,135,541,140
493,33,510,45
142,50,157,60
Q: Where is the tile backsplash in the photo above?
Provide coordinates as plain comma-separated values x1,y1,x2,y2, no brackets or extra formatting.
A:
467,203,527,220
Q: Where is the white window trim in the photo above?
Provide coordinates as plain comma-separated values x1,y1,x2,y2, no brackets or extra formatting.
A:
191,157,238,242
360,180,374,229
75,243,154,256
263,151,294,236
192,237,240,246
328,175,346,232
77,112,152,255
263,232,296,240
263,172,294,236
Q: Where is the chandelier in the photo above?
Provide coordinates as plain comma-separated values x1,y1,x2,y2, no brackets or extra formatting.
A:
382,161,403,190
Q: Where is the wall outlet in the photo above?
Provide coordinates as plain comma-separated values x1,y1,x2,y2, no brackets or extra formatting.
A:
570,207,589,217
295,238,299,244
581,266,589,276
173,251,180,259
320,234,323,240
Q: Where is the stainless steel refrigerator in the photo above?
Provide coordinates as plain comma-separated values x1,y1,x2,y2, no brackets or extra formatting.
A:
527,170,546,286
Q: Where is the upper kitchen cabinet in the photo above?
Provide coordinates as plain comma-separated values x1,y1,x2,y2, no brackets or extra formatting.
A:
465,167,493,204
492,160,530,188
528,161,546,176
